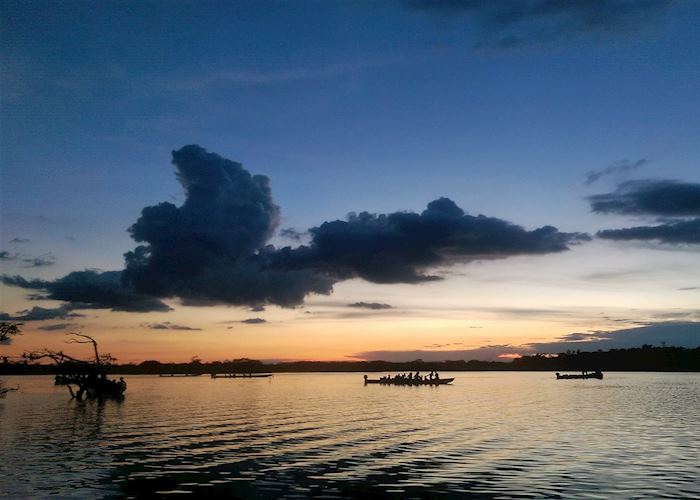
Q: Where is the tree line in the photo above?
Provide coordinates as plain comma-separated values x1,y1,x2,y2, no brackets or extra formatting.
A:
2,344,699,375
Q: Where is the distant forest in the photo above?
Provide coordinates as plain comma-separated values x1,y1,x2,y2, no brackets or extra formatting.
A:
2,345,699,375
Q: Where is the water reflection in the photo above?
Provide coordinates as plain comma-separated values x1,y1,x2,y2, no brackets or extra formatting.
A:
1,373,699,498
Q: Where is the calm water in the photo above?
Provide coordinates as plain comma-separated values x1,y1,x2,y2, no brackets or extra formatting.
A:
1,372,699,499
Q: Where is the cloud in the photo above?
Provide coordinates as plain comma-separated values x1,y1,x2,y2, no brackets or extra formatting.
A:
21,255,55,268
273,197,589,284
589,179,700,217
529,321,700,352
279,228,305,242
37,323,74,331
352,344,526,362
348,302,393,310
0,252,56,267
9,238,29,244
592,179,700,245
159,60,388,91
241,318,266,324
249,305,266,312
2,271,171,312
597,218,700,244
0,305,84,321
407,0,673,49
121,145,334,308
585,159,647,185
144,321,201,331
3,146,590,313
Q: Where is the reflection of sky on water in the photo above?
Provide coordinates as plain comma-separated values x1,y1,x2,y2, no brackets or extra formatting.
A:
1,373,699,498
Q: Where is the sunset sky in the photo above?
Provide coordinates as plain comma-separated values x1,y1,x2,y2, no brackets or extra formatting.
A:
2,0,699,363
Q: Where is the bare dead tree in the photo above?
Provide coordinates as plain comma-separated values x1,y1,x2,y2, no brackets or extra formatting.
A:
23,332,122,400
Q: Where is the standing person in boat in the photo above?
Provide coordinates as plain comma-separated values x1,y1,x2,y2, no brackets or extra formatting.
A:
434,371,440,380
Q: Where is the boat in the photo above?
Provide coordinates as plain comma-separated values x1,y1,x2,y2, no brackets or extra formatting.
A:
363,375,454,386
158,373,203,377
556,371,603,380
211,373,273,378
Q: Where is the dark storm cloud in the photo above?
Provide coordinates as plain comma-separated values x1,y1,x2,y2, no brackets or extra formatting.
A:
597,218,700,244
144,321,202,331
585,159,647,186
589,179,700,216
241,318,267,324
2,146,590,313
2,271,171,312
37,323,74,331
348,302,393,310
407,0,673,48
529,321,700,352
121,145,334,307
273,197,589,284
0,305,84,321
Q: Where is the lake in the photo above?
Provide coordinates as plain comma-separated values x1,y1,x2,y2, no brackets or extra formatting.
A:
1,372,699,498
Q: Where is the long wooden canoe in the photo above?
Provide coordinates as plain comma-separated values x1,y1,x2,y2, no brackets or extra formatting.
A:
211,373,273,378
364,377,454,386
555,372,603,380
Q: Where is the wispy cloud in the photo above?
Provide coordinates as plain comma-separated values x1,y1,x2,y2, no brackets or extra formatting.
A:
585,159,647,185
159,60,390,92
348,302,393,310
241,318,267,324
143,321,202,331
407,0,674,50
0,305,84,322
351,344,525,362
37,323,75,331
529,321,700,352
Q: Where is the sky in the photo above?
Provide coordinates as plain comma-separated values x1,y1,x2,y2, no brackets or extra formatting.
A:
1,0,699,363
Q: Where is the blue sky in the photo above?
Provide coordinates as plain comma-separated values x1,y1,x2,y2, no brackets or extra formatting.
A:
1,1,699,361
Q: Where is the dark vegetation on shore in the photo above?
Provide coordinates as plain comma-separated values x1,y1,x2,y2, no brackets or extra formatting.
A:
2,345,699,375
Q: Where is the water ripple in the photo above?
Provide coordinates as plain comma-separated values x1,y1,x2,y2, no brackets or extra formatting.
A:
1,372,699,498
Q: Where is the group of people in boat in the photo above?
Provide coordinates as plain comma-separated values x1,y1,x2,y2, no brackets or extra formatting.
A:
380,371,441,383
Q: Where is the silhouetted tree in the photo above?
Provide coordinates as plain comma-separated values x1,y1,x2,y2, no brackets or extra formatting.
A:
24,332,121,400
0,322,22,397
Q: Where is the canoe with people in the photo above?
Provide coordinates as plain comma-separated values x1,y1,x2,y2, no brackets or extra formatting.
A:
364,371,454,385
556,370,603,380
